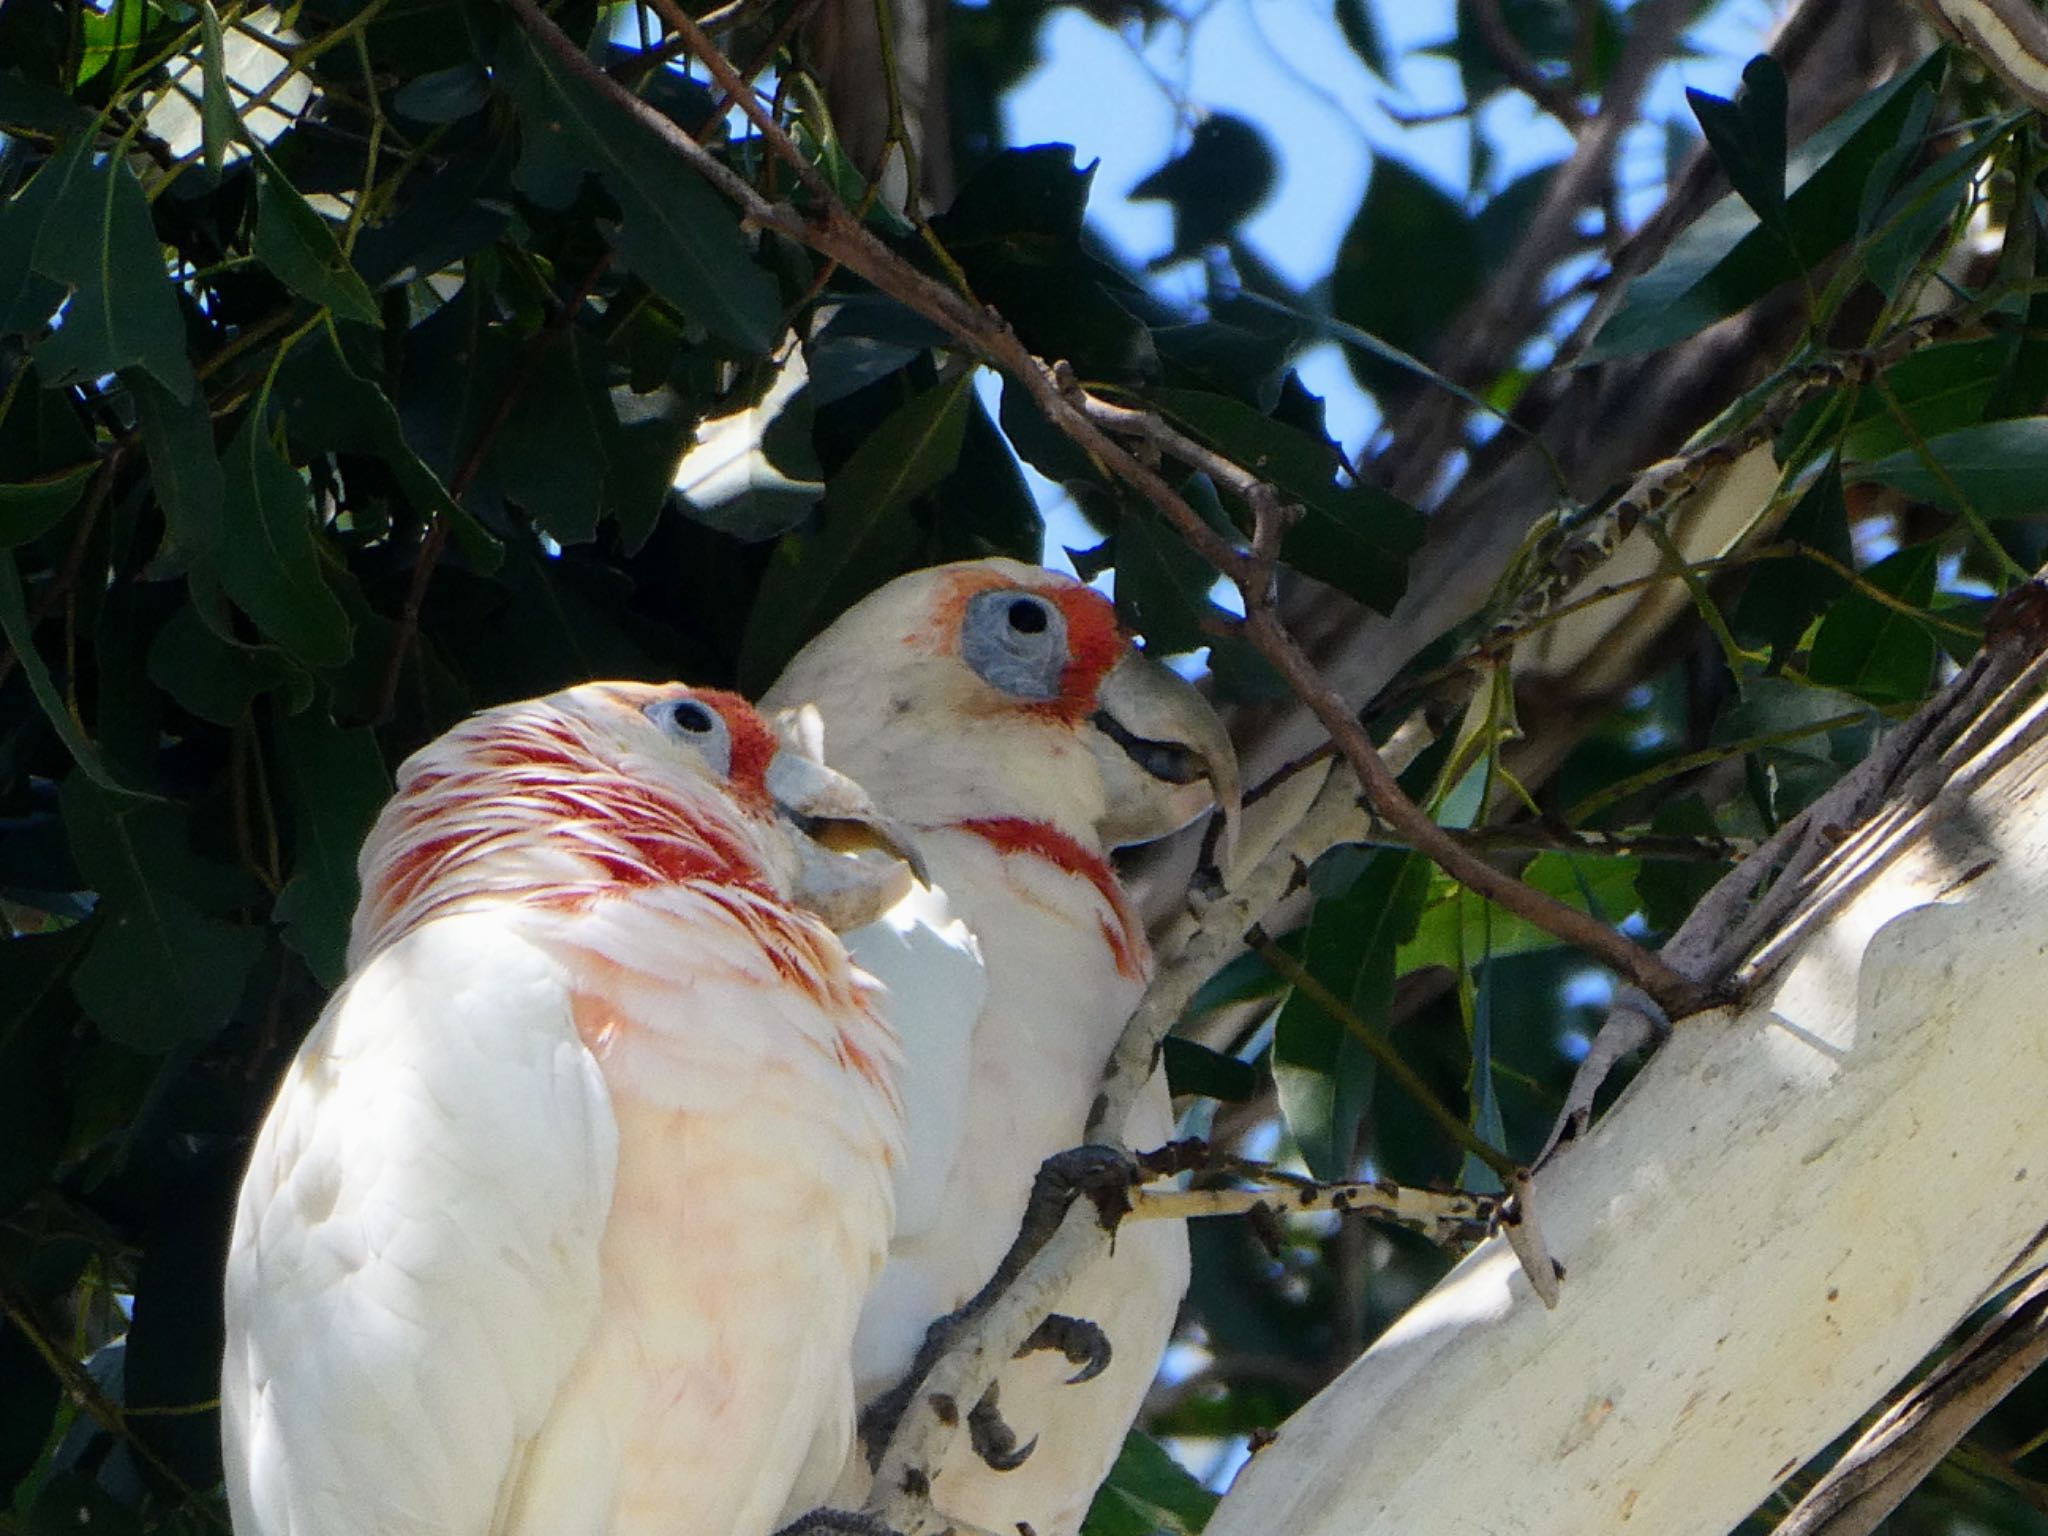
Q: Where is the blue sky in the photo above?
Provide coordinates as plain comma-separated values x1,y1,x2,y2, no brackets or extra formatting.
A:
993,0,1783,572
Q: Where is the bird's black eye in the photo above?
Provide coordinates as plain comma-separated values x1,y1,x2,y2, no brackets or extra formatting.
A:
1007,598,1050,635
670,700,718,735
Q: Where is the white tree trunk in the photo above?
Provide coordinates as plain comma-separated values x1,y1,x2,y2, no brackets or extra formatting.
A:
1205,662,2048,1536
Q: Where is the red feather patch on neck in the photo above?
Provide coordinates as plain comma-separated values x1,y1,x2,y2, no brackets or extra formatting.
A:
955,816,1148,981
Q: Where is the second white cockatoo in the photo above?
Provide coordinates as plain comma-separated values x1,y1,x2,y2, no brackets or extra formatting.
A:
222,681,915,1536
764,558,1240,1536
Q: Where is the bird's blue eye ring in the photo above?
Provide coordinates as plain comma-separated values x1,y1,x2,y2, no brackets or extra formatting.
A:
961,588,1068,700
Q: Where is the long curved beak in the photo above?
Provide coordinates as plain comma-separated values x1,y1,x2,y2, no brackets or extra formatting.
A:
764,708,927,931
1089,650,1240,864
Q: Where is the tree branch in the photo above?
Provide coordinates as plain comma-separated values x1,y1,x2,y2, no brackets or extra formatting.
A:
1773,1266,2048,1536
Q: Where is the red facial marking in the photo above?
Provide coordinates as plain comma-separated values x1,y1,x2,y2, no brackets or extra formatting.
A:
921,568,1134,725
694,688,780,811
1043,583,1126,724
955,816,1148,981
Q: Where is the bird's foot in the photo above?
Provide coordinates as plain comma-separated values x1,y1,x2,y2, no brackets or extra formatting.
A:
774,1509,902,1536
858,1146,1138,1467
1016,1312,1111,1383
967,1382,1037,1472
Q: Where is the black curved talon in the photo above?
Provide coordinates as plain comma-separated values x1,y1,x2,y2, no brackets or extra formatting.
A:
774,1509,903,1536
1017,1312,1112,1384
968,1383,1038,1472
857,1144,1140,1470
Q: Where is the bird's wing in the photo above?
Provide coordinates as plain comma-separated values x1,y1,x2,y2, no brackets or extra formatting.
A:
842,878,986,1241
222,912,618,1536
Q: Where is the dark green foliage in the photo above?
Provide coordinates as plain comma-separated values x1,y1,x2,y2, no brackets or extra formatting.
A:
3,5,2046,1533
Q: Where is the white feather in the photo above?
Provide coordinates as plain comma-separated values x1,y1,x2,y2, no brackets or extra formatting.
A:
843,880,986,1241
225,856,903,1536
223,914,615,1536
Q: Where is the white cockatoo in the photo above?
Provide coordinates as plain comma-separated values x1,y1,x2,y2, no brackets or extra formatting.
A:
763,558,1240,1536
222,681,916,1536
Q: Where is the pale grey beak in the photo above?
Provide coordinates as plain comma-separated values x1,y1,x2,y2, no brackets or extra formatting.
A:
764,709,927,931
1088,650,1241,864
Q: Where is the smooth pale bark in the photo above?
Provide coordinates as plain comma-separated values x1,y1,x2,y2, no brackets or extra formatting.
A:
1206,681,2048,1536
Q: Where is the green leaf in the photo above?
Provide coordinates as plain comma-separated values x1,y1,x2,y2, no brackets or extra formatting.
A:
271,324,499,570
0,928,91,1215
61,776,263,1051
1734,457,1850,670
1636,795,1730,937
251,153,379,323
197,1,235,179
1686,55,1789,228
1400,853,1641,970
934,147,1160,379
501,31,780,354
214,413,353,668
1334,0,1390,79
925,387,1043,563
74,0,150,87
146,597,309,724
1331,156,1477,404
272,708,389,986
393,63,492,124
0,459,94,546
23,133,197,401
738,372,974,692
1850,418,2048,520
133,371,224,561
1147,385,1422,613
1082,1433,1219,1536
1114,505,1221,655
1837,336,2015,464
0,548,131,793
1588,50,1944,360
1857,112,2010,298
1806,541,1939,704
1160,1037,1257,1102
1275,850,1429,1179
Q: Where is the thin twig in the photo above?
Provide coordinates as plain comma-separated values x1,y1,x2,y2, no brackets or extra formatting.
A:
1473,0,1585,123
0,1286,232,1531
1127,1179,1496,1242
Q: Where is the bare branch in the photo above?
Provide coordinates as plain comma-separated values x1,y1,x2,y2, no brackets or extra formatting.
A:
1774,1266,2048,1535
1913,0,2048,113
